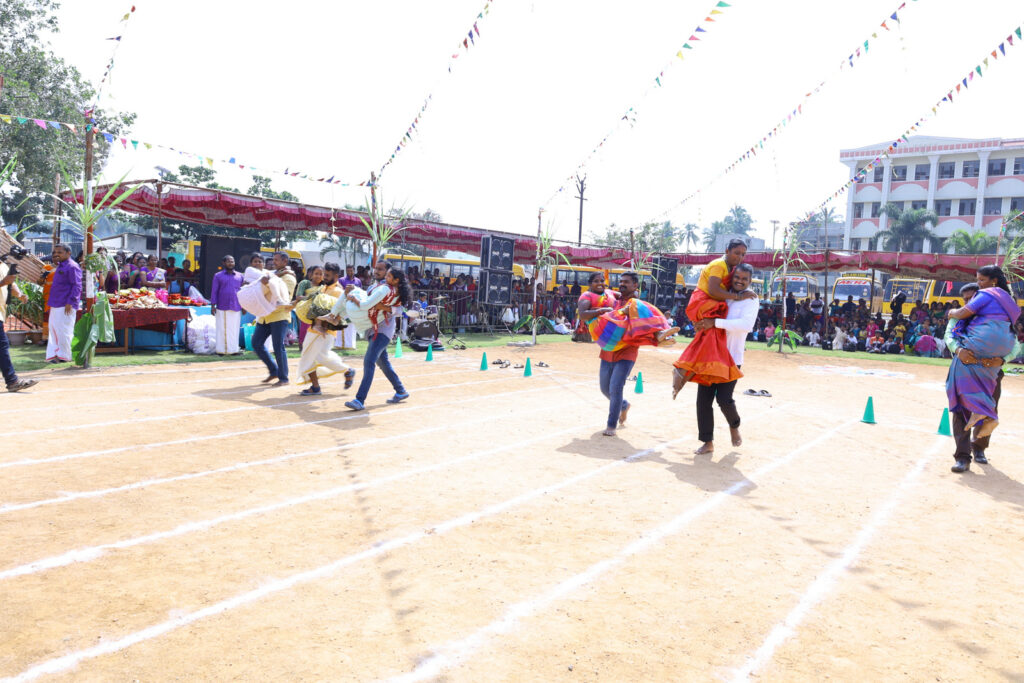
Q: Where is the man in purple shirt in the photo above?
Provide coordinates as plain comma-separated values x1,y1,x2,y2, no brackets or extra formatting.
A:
210,255,244,355
46,244,82,363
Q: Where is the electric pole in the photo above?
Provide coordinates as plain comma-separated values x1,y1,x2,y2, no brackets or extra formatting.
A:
770,219,780,250
574,174,587,246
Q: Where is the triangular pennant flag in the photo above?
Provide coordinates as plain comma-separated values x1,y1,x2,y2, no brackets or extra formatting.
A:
689,35,700,41
1016,27,1022,40
120,137,128,148
976,65,983,76
999,43,1006,55
463,38,468,48
33,119,47,129
16,117,27,124
991,50,998,60
48,121,61,129
0,114,10,124
103,132,114,143
704,16,715,22
891,12,899,21
473,22,480,36
716,1,730,6
131,140,138,149
468,30,474,45
144,142,151,149
655,76,661,87
676,50,684,59
695,26,706,32
983,57,989,68
683,43,692,49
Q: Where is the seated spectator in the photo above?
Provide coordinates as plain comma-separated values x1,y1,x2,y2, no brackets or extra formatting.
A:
806,329,821,347
867,331,885,353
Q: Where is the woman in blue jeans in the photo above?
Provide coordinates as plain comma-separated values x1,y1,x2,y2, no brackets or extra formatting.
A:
339,266,412,411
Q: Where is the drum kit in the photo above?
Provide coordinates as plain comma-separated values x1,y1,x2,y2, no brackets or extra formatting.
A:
407,295,466,349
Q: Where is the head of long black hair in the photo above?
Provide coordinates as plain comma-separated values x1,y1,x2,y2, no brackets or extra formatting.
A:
387,267,413,308
977,264,1011,294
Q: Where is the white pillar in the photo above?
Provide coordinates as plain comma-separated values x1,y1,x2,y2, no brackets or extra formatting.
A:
879,157,893,236
843,160,857,249
975,150,991,231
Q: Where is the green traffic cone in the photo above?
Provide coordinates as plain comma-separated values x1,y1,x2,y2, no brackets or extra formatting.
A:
634,371,644,394
480,351,488,370
524,357,532,377
861,396,876,424
426,344,433,362
937,407,952,436
394,337,403,359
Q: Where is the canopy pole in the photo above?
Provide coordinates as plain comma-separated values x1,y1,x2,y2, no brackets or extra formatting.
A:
156,181,163,259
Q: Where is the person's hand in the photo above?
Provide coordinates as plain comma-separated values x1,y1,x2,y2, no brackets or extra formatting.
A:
958,348,977,365
16,292,27,303
260,275,270,285
738,290,758,301
211,306,217,315
695,318,715,331
347,294,359,304
64,304,73,315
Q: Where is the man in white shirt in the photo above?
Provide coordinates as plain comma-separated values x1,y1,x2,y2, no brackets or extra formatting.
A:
691,263,759,454
806,329,821,348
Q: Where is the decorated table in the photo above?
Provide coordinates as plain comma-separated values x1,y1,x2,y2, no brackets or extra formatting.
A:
88,307,194,354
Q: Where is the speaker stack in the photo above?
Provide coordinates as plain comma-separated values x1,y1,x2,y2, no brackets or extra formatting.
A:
198,234,262,297
650,256,679,312
478,235,515,306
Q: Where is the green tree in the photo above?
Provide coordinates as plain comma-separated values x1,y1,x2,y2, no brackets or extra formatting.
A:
876,202,938,252
681,222,699,252
591,220,683,254
0,0,135,225
702,220,728,252
947,229,997,255
721,205,753,236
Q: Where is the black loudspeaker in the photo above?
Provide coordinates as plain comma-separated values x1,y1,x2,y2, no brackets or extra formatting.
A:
480,235,515,271
198,234,262,297
653,256,679,286
478,268,513,305
651,283,675,312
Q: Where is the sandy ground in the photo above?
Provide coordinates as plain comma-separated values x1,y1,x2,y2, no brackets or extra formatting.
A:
1,341,1022,682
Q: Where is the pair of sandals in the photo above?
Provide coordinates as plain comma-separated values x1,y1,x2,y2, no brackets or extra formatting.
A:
742,389,773,397
492,358,513,369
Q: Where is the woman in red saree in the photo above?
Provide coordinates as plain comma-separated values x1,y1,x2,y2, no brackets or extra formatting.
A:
673,239,758,398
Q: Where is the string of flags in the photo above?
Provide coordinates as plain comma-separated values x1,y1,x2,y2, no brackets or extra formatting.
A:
800,20,1024,223
655,0,918,221
0,113,368,187
377,0,495,181
541,0,734,209
95,5,137,105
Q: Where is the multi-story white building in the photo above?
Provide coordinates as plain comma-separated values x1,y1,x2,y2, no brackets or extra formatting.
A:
839,135,1024,253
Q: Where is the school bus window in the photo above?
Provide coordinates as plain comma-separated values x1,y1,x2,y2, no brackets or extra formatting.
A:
556,269,574,286
452,264,472,278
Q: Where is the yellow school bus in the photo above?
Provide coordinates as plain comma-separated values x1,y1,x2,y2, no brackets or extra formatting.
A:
884,276,1024,315
831,272,883,312
769,273,820,301
383,253,526,282
549,264,688,291
185,241,305,273
750,277,766,300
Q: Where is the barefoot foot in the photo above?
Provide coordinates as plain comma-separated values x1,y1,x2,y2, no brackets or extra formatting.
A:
730,427,742,447
672,368,691,400
603,427,617,437
618,402,631,427
694,442,713,455
657,327,680,343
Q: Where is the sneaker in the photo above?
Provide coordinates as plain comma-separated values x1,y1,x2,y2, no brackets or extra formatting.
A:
386,392,410,404
300,387,321,396
344,399,365,411
6,378,38,393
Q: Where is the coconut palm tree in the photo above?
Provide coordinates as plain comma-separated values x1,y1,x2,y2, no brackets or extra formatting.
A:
876,202,938,252
947,229,998,255
681,222,699,253
722,205,754,236
702,220,728,252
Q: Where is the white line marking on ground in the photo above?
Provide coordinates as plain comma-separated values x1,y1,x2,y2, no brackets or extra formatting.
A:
0,402,558,518
1,428,700,683
7,368,473,434
0,421,583,581
387,419,859,683
0,378,587,471
729,437,946,682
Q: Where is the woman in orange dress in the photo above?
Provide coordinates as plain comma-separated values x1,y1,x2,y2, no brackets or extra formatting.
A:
672,239,758,398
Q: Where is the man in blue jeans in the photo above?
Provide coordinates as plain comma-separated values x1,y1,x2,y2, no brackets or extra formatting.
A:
577,271,642,437
252,252,297,386
332,261,408,411
1,260,39,392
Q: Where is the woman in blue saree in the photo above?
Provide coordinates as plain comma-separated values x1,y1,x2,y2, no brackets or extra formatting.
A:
945,265,1021,472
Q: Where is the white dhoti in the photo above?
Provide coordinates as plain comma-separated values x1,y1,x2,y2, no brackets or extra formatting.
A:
215,309,241,354
335,324,357,350
46,307,76,361
299,329,352,384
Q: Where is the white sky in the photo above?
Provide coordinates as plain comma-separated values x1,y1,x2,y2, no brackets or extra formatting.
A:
42,0,1024,247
